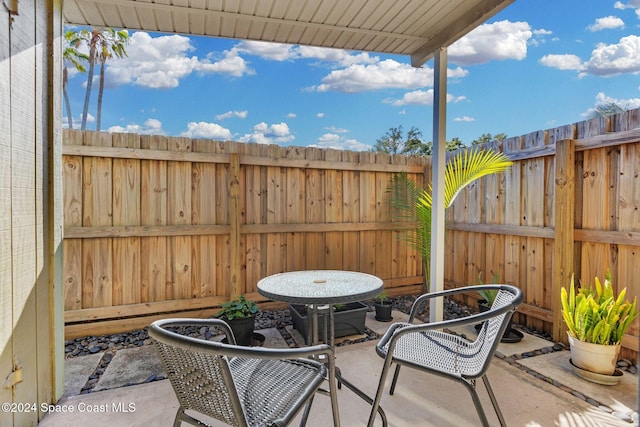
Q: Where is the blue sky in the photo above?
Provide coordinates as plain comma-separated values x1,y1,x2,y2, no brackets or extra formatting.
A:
64,0,640,151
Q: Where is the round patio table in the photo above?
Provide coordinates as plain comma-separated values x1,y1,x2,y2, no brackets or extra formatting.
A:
257,270,383,305
257,270,387,426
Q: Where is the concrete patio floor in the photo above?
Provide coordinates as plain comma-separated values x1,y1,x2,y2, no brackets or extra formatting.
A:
40,311,638,426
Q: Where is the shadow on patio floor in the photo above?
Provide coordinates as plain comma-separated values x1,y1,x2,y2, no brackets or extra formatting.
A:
44,311,637,426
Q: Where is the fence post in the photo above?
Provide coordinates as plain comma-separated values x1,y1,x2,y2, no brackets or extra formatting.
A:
229,152,242,299
552,139,575,343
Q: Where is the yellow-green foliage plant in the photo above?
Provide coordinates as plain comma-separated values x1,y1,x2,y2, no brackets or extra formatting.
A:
561,270,638,345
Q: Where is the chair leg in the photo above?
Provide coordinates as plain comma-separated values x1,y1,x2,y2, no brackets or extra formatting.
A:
173,407,184,427
481,375,507,427
389,364,401,395
174,406,211,427
459,378,493,427
299,395,314,427
327,362,341,427
367,355,394,427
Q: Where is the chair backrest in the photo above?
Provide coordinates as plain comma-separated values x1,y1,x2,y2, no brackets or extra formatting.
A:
149,320,248,427
471,286,521,377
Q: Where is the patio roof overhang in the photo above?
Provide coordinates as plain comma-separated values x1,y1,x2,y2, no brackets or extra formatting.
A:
63,0,514,68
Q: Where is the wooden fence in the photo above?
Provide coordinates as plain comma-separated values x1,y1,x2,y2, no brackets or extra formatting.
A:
62,109,640,358
445,110,639,358
62,130,427,337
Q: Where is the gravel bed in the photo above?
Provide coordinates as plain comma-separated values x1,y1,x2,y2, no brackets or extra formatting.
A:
65,295,636,377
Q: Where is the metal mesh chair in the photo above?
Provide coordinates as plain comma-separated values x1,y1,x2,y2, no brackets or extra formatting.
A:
366,285,523,427
149,318,339,427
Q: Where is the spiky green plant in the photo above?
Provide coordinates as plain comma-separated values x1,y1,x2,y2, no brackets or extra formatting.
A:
477,271,500,305
561,270,638,345
389,147,512,292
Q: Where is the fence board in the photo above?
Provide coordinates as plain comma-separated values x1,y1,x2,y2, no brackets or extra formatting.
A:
306,148,325,269
285,146,306,272
359,152,376,275
325,149,344,270
192,139,218,298
112,134,141,305
215,142,232,295
342,151,360,271
375,153,392,279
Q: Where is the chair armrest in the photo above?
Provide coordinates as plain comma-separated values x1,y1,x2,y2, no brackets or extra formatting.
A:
407,284,521,322
381,287,521,354
149,318,334,361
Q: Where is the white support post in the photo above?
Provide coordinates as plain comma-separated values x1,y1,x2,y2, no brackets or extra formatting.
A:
429,47,447,323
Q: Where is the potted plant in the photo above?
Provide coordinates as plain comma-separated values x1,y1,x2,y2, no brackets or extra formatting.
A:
474,272,523,343
215,295,259,346
561,270,638,377
373,291,393,322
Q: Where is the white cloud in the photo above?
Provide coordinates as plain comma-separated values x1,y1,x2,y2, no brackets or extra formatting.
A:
316,113,325,118
587,16,625,31
385,90,466,106
533,29,553,36
540,35,640,77
63,113,95,129
325,126,348,133
236,40,378,66
615,0,640,17
297,46,378,66
584,35,640,76
216,110,248,120
311,133,371,151
449,20,532,65
239,122,295,145
454,116,475,122
539,54,584,71
236,41,296,61
107,118,165,135
529,28,553,46
311,59,467,93
105,32,253,89
197,48,254,77
287,113,297,119
582,92,640,117
180,122,232,139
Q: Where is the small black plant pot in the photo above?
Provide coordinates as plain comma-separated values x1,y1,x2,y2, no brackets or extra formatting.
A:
374,300,393,322
475,300,523,343
225,314,257,346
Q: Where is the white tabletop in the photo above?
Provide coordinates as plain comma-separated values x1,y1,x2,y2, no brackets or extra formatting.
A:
257,270,383,305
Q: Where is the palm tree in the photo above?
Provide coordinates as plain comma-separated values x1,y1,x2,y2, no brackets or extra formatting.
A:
389,148,513,292
63,30,89,129
78,28,129,131
95,29,129,131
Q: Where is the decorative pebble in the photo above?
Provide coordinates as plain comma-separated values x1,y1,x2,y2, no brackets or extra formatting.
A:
571,391,586,401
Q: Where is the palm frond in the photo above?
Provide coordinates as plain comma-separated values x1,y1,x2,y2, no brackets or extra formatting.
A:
388,148,512,291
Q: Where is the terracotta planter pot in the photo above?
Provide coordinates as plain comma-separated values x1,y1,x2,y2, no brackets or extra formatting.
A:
568,334,620,376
